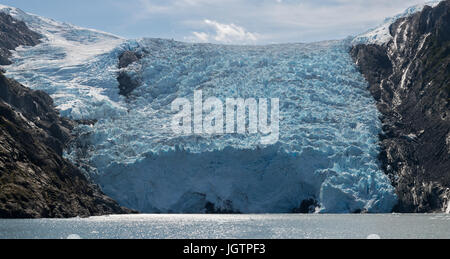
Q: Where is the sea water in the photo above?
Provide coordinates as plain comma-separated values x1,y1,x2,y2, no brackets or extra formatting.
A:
1,214,449,239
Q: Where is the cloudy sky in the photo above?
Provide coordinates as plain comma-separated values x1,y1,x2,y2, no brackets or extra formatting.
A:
0,0,438,44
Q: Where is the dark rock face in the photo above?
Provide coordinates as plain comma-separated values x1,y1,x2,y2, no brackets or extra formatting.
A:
117,71,140,96
351,0,450,213
117,50,142,96
204,200,238,214
118,50,141,69
0,13,41,65
0,73,134,218
292,199,319,214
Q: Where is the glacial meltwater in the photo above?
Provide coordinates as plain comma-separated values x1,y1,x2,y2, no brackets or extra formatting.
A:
1,214,450,239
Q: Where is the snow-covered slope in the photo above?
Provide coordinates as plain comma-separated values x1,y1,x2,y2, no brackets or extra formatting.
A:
0,4,126,119
1,5,398,213
352,1,441,45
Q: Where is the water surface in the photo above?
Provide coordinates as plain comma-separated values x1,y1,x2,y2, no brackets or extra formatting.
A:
1,214,449,239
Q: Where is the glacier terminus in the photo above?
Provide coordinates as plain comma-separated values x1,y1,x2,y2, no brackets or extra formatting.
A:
0,4,403,214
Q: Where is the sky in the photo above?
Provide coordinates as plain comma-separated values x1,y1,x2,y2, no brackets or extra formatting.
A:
0,0,437,44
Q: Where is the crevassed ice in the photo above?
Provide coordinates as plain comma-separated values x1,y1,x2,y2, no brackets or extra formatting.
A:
2,6,397,213
80,39,397,213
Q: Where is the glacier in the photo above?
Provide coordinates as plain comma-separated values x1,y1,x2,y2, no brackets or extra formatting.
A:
0,5,400,213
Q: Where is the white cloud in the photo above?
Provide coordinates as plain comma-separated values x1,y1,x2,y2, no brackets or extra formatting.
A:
186,19,259,44
127,0,439,44
191,31,209,42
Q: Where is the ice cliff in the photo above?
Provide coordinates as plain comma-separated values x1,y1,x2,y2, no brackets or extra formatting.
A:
0,5,400,213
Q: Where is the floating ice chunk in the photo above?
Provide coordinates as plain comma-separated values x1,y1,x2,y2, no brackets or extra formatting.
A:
66,234,82,239
367,234,381,239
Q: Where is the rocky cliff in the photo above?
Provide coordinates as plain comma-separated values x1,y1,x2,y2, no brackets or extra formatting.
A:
351,0,450,212
0,12,41,65
0,74,135,218
117,50,142,96
0,12,133,218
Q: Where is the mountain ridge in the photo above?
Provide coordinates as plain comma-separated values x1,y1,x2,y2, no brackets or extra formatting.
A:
351,0,450,213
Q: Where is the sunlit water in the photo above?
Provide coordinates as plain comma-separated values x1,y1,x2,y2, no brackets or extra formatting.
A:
1,214,449,239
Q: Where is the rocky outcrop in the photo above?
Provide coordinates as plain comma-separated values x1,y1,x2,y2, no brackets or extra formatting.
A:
117,71,141,96
351,0,450,213
117,50,142,96
118,50,141,69
0,73,134,218
0,12,41,65
292,199,320,214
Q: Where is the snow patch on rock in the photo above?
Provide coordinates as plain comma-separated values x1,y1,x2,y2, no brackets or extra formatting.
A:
352,1,441,45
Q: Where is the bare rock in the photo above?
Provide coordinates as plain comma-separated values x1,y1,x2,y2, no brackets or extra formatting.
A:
350,0,450,213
